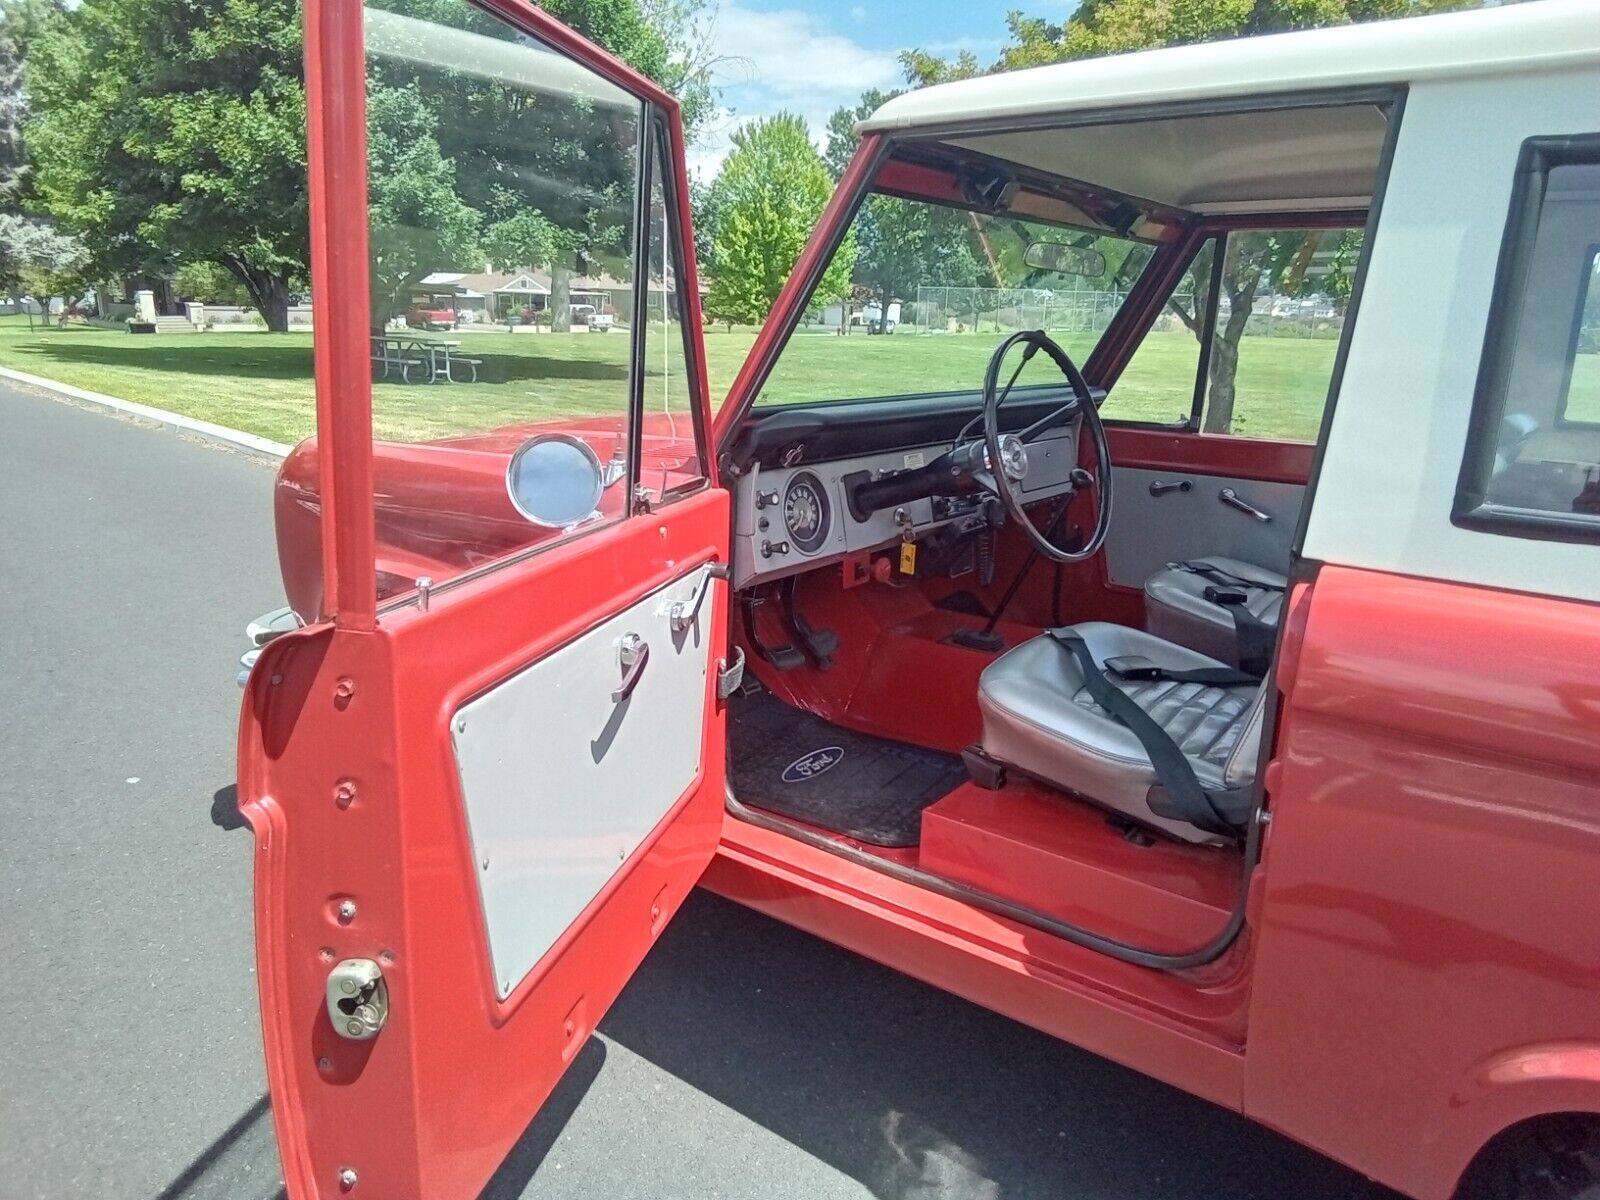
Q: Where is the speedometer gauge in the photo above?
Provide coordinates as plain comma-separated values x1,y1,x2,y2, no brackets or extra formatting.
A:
783,471,831,554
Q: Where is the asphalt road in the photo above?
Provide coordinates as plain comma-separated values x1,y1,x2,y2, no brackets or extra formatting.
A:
0,379,1396,1200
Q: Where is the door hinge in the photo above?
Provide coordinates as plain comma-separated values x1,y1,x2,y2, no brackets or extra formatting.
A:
716,646,747,701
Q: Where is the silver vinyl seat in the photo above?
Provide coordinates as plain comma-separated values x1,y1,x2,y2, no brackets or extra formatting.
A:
1143,556,1287,670
976,622,1266,844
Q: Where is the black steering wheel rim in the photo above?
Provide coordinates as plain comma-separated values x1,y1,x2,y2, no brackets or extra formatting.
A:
981,330,1112,565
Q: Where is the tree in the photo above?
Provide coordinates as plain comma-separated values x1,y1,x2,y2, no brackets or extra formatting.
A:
24,0,707,333
822,88,898,181
0,210,86,322
704,113,854,326
905,0,1468,431
852,196,982,331
25,0,308,330
0,0,64,205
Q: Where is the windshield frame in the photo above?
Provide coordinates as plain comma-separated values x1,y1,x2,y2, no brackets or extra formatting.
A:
711,137,1191,441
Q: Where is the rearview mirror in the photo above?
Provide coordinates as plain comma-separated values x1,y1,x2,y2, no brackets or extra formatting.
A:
506,434,605,527
1024,241,1106,278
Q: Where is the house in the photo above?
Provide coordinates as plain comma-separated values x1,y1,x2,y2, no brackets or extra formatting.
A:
412,266,706,325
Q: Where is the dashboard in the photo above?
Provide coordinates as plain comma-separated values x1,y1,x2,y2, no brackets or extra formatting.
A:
727,387,1090,587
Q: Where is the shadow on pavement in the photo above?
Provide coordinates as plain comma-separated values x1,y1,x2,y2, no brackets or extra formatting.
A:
481,1040,607,1199
211,784,245,832
588,890,1399,1200
154,1094,285,1200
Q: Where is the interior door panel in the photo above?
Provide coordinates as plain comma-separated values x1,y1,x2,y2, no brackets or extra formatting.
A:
1103,466,1306,589
453,566,719,1000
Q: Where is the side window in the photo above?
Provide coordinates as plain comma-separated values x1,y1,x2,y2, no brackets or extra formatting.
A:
362,0,649,602
1455,135,1600,543
1109,226,1363,441
1104,239,1217,425
1199,228,1361,440
641,125,708,499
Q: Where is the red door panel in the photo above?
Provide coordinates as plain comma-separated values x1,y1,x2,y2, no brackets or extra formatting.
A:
1245,565,1600,1200
241,490,730,1197
1106,427,1315,485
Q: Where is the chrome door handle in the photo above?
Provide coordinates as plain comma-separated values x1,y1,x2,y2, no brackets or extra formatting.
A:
1148,479,1192,497
1219,487,1272,523
612,633,649,703
665,562,730,632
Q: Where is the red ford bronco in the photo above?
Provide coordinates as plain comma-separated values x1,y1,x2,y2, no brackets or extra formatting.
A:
239,1,1600,1196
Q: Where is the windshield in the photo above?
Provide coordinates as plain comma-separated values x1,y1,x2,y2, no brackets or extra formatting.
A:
748,191,1157,407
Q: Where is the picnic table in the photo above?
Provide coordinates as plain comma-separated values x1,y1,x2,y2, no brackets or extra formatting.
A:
370,333,481,383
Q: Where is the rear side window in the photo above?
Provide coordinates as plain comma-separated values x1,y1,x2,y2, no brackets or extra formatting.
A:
1455,134,1600,544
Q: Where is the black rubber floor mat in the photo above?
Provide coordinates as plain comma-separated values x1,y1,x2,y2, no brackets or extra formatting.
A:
729,688,965,847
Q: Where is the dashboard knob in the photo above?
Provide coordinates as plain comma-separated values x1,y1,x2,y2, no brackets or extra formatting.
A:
755,489,779,509
760,539,790,559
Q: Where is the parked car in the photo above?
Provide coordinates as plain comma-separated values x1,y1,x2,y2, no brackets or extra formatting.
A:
571,302,615,331
239,3,1600,1199
404,304,456,330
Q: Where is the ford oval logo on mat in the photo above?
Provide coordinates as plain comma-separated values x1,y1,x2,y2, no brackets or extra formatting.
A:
782,746,844,784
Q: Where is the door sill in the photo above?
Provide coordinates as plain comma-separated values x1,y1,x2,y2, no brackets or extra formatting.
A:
721,788,1256,972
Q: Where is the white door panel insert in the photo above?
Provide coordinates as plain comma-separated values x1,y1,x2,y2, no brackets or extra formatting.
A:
452,566,716,999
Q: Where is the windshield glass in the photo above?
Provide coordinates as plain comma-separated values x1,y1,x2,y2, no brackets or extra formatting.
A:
748,192,1157,407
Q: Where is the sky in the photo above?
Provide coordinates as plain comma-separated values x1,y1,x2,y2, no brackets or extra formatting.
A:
687,1,1044,179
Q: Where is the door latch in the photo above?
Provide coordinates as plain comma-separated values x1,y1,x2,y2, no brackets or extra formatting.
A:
326,958,389,1041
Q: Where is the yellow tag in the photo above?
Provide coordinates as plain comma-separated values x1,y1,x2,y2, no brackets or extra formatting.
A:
899,542,918,574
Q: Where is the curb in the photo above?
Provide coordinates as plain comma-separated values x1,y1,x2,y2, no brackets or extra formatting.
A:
0,366,292,458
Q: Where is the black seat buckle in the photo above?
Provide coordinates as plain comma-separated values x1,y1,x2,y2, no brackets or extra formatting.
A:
1202,585,1249,607
1104,654,1166,680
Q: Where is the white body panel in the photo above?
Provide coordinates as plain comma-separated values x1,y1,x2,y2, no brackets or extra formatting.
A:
859,1,1600,135
1302,66,1600,604
451,567,716,998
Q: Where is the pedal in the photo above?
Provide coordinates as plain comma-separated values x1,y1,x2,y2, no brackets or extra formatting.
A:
949,627,1005,653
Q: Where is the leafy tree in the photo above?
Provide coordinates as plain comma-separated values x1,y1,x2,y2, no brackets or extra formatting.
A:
0,0,64,205
705,113,854,326
25,0,308,330
366,0,671,330
0,209,86,320
822,87,898,181
24,0,709,334
905,0,1467,431
363,83,482,329
852,197,982,331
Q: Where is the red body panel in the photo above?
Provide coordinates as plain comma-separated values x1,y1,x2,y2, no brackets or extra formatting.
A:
704,816,1253,1108
1246,566,1600,1198
241,488,731,1198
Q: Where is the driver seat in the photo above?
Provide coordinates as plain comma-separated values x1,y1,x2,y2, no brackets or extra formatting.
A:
975,623,1266,844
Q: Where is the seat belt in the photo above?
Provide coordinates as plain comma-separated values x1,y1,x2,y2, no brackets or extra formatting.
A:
1048,631,1252,839
1170,561,1282,679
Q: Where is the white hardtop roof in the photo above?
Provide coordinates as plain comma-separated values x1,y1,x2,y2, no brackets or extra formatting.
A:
859,0,1600,135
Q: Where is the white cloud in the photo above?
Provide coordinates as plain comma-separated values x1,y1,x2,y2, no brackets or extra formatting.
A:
710,3,901,99
689,2,905,180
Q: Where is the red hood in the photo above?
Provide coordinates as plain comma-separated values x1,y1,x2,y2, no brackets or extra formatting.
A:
274,412,705,619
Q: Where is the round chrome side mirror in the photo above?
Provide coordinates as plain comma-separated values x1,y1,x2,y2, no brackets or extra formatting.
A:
506,434,605,528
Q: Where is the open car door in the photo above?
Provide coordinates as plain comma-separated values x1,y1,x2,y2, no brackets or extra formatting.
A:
237,3,728,1195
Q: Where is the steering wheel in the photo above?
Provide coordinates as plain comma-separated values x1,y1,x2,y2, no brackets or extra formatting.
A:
981,330,1112,564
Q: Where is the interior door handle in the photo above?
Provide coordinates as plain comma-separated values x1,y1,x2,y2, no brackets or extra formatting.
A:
1148,479,1192,497
612,633,649,703
1219,487,1272,523
666,561,730,632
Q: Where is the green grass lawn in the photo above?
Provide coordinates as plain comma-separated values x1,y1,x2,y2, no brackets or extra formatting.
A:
0,313,1337,445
